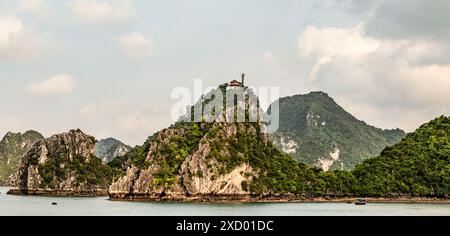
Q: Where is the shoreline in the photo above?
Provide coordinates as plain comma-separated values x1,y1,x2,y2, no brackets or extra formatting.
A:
7,188,108,197
107,194,450,204
4,187,450,204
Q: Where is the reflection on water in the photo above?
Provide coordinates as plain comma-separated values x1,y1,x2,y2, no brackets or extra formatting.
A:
1,187,450,216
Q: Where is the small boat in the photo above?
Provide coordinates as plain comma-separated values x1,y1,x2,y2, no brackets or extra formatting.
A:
52,202,58,206
355,198,366,205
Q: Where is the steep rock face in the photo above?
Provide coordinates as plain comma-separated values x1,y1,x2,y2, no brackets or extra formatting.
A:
315,147,341,171
109,122,260,200
109,128,190,199
109,166,141,197
95,138,131,164
0,131,44,185
179,123,257,196
109,85,282,201
8,129,111,196
269,92,406,170
271,135,299,155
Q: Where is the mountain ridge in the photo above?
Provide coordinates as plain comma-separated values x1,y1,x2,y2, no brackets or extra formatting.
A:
0,130,44,185
269,91,406,170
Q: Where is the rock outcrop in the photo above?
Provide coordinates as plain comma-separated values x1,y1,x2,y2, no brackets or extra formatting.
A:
8,129,112,196
109,85,281,201
0,131,44,185
179,123,257,196
95,138,131,164
109,122,260,201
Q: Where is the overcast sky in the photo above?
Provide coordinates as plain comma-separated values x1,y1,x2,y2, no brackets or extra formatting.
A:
1,0,450,145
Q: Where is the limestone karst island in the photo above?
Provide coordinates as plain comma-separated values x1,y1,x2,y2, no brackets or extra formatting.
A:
2,80,450,203
1,0,450,218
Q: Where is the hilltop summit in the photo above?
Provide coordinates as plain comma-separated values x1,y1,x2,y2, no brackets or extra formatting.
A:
269,91,405,170
0,130,44,185
9,129,113,196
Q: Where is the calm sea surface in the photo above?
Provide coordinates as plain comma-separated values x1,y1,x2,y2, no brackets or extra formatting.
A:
1,187,450,216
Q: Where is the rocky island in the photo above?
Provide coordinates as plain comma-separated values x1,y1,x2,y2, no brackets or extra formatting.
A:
8,129,114,196
108,84,303,201
108,84,450,202
0,131,44,185
4,83,450,202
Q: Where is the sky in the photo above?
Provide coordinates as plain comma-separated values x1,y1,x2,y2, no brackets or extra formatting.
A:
1,0,450,145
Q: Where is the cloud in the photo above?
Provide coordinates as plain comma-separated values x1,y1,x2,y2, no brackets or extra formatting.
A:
333,0,379,14
17,0,49,18
27,74,76,97
116,32,152,58
368,0,450,41
288,23,450,131
337,0,450,44
67,0,134,25
0,15,49,59
80,100,172,145
298,23,380,81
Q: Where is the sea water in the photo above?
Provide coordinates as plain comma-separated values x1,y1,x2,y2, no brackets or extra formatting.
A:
1,187,450,216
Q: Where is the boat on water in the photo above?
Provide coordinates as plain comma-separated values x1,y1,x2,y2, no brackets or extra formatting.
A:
355,199,366,205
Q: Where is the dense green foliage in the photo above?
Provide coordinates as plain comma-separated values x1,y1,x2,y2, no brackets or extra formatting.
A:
109,122,210,188
250,116,450,197
107,137,154,183
0,131,43,185
109,138,152,170
150,123,209,188
206,122,318,194
351,116,450,197
270,92,405,170
39,151,113,189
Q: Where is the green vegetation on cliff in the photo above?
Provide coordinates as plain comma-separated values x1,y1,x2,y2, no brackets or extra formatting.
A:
12,129,115,192
0,131,44,185
109,122,210,188
351,116,450,197
91,83,450,199
39,115,450,198
39,153,114,189
269,92,405,170
147,123,209,188
110,85,353,196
